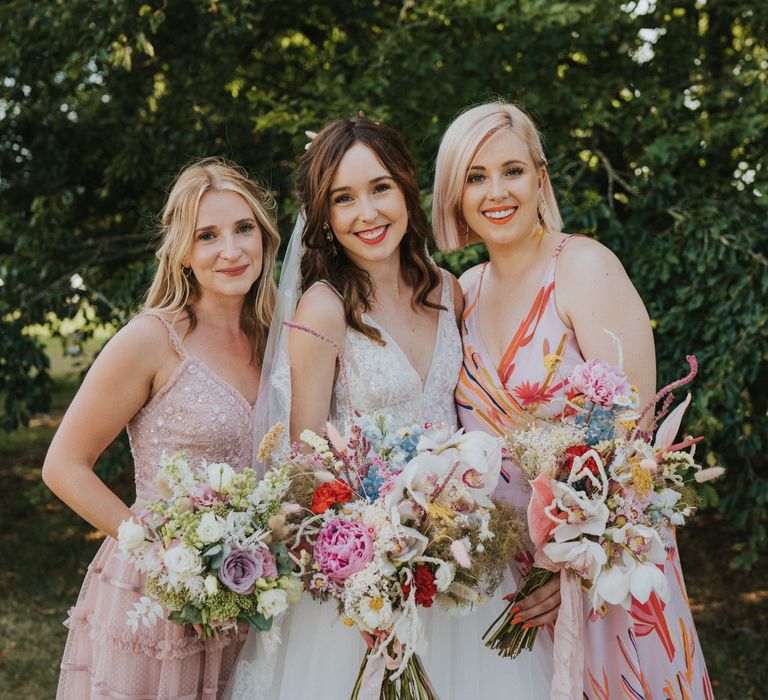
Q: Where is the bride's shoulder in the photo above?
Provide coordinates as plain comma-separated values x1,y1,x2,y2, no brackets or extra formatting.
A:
294,281,347,343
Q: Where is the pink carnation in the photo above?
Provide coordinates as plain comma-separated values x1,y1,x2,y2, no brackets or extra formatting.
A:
569,359,630,407
313,519,374,583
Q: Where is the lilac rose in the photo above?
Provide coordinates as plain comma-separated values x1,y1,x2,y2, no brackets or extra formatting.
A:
313,519,374,583
218,548,262,594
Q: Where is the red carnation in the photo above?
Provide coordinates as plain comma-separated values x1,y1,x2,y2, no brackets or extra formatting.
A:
563,445,600,475
310,480,354,514
401,565,438,608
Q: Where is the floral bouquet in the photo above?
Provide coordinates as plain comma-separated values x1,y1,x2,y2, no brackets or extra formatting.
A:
483,349,724,694
258,416,522,700
116,453,302,639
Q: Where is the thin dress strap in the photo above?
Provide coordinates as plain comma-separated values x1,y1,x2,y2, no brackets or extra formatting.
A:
140,311,186,359
283,321,353,421
553,233,589,259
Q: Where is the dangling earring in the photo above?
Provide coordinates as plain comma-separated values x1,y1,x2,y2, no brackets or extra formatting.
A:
323,222,337,256
533,199,547,239
457,215,470,246
182,265,192,276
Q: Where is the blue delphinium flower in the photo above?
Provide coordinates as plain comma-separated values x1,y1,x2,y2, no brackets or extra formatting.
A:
359,464,387,501
574,404,616,445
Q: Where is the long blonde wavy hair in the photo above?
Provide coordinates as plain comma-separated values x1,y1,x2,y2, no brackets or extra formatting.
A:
144,158,280,362
432,101,563,251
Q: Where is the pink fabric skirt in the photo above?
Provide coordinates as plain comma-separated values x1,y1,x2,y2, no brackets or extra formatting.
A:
57,537,245,699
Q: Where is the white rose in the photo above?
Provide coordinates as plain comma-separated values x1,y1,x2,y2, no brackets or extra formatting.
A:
163,545,203,578
207,462,236,492
196,512,225,544
257,588,289,618
204,574,219,595
117,518,146,553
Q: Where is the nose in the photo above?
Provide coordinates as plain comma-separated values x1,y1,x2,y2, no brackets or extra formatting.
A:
358,196,378,223
487,174,509,201
220,232,241,260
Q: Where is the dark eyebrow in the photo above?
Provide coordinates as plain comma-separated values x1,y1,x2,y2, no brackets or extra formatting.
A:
330,175,394,196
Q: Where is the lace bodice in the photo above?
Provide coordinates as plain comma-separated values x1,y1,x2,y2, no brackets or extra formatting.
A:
330,269,462,431
127,313,255,499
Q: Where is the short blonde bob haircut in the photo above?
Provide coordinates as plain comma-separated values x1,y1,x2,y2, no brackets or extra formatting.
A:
144,158,280,361
432,101,563,251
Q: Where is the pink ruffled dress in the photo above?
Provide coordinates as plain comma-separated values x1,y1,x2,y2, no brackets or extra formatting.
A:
456,237,713,699
57,313,255,700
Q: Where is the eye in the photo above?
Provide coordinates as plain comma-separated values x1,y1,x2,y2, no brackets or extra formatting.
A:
333,193,353,204
198,230,215,241
373,182,392,194
466,173,485,184
237,222,256,234
505,167,524,177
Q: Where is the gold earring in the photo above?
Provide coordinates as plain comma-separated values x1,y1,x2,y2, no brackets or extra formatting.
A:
323,223,337,255
533,200,546,239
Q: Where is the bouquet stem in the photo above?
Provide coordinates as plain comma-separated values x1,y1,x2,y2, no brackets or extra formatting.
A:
351,649,439,700
482,567,554,658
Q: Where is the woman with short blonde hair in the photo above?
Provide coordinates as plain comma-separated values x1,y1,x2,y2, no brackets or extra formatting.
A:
433,100,711,698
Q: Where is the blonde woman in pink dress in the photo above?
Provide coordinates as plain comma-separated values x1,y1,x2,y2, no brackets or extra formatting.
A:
42,159,280,699
432,102,712,699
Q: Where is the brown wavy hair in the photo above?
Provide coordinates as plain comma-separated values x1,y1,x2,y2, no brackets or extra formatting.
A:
296,116,443,344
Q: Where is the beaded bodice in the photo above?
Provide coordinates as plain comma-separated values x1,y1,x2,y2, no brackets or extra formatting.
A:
126,313,255,499
330,269,462,431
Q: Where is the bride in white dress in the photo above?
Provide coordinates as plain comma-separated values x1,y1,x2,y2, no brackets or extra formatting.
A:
226,116,553,699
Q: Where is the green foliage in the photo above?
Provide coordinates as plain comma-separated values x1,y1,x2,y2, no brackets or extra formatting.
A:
1,0,766,563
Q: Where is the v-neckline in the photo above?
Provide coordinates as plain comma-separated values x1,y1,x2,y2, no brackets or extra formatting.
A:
361,289,445,393
187,357,258,411
473,258,554,387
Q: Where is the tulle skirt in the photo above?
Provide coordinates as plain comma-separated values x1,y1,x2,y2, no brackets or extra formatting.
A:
224,565,553,699
57,535,245,699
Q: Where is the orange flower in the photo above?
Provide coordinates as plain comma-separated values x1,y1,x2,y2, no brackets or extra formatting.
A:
310,480,354,514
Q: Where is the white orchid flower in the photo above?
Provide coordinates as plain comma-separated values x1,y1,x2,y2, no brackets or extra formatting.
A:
649,488,686,526
548,480,610,542
543,538,607,583
416,427,502,508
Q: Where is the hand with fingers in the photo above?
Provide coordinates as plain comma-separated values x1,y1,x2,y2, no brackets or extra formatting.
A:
504,570,561,629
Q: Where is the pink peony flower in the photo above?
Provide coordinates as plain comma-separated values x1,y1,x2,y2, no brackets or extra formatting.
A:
527,473,559,549
569,359,630,407
313,519,374,583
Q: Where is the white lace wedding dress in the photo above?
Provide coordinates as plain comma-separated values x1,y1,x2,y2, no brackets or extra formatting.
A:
226,270,553,699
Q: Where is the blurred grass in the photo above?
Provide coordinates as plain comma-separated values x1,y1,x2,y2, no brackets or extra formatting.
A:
0,338,765,697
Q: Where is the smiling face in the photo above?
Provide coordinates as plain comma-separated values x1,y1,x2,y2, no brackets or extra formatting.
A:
327,142,409,267
184,189,264,301
460,128,543,248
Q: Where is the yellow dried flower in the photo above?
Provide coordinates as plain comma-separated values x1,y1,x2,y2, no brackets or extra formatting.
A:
257,423,285,462
544,353,563,373
343,617,356,627
631,462,653,496
619,419,637,431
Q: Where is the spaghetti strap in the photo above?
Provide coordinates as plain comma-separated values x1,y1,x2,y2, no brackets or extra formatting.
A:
283,321,353,421
553,233,589,259
306,279,344,300
140,311,186,358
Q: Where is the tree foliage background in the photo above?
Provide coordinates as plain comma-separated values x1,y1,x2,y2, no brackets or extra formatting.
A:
1,0,766,565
